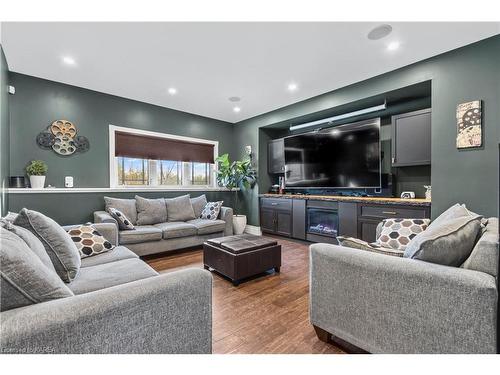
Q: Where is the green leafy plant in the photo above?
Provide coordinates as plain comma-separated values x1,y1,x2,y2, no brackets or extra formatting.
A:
215,153,256,214
26,160,48,176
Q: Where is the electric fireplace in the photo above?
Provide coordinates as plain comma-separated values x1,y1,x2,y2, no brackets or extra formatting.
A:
307,207,339,238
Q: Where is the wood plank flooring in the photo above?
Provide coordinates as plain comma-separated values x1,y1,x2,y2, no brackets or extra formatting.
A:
144,236,345,354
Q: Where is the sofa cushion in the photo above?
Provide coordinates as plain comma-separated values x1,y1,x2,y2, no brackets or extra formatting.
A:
68,258,158,295
404,213,483,267
187,219,226,235
337,236,404,257
108,207,135,230
165,194,196,222
14,209,81,283
67,224,115,259
1,219,56,272
377,218,430,250
119,225,163,244
191,194,208,218
461,218,499,277
154,222,198,239
200,201,223,220
431,203,472,226
135,195,168,225
104,197,138,225
0,227,74,311
81,246,138,268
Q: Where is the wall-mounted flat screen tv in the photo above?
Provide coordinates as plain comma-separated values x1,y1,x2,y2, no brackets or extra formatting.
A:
284,118,381,189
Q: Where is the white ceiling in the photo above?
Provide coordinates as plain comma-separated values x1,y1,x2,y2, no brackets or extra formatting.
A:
2,22,499,123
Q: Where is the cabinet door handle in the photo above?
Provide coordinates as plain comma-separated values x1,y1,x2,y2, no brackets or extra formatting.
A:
382,211,397,215
271,203,278,206
392,157,395,164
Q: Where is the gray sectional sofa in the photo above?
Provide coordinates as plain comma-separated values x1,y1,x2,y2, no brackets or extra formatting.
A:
1,219,212,354
310,217,499,354
94,194,233,256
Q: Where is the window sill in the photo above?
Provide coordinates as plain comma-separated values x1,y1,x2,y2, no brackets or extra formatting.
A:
7,187,238,194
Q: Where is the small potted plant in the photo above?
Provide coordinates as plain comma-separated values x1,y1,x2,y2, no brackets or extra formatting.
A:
26,160,48,189
215,153,256,234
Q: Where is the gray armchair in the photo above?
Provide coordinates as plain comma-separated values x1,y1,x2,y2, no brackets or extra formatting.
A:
310,218,498,354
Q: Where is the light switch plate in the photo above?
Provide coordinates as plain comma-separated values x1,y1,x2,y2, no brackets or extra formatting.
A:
65,176,74,188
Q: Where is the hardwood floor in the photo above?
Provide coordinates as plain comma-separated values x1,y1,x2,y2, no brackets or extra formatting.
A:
144,236,345,354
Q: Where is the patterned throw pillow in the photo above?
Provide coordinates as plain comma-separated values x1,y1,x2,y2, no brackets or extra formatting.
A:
337,236,404,257
67,224,115,259
377,218,430,251
108,207,135,230
200,201,223,220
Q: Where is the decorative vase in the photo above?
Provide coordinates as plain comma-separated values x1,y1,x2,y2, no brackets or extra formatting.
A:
29,175,46,189
233,215,247,235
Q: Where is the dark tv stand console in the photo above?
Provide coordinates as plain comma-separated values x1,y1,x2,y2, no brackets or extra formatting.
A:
259,194,431,243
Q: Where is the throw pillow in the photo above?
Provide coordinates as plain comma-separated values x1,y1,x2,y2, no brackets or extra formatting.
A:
403,213,483,267
14,208,81,283
104,197,138,225
165,195,196,222
201,201,223,220
0,227,74,312
108,207,135,230
135,195,168,225
377,218,430,250
337,236,404,257
191,194,208,218
431,203,472,227
0,219,56,272
67,224,115,259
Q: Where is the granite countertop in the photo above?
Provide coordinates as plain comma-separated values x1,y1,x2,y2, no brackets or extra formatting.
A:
259,193,431,207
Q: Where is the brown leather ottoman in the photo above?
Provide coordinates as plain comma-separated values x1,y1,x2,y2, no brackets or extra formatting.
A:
203,234,281,286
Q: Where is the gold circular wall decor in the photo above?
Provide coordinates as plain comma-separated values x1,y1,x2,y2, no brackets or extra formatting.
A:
50,120,77,138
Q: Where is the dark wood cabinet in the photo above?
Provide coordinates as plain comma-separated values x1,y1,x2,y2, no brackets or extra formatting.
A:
268,138,285,174
392,108,431,167
260,197,292,237
357,219,382,242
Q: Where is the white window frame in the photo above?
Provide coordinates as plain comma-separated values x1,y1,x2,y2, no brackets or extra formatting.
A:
109,125,218,189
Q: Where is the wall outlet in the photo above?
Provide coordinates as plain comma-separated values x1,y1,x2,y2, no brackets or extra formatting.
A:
65,176,74,188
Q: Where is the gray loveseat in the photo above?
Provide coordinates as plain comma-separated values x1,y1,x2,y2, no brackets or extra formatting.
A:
1,221,212,354
310,217,498,354
94,194,233,256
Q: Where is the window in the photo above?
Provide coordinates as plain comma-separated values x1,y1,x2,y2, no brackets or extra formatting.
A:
110,126,218,188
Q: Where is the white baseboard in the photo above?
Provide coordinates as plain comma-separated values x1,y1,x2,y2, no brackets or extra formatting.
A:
244,225,262,236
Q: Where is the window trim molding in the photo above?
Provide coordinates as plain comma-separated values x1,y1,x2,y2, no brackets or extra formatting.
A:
109,125,219,189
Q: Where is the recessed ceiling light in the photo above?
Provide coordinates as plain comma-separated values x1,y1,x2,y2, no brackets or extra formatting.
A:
367,24,393,40
233,106,241,113
62,56,76,66
229,96,241,102
387,41,400,51
168,87,177,95
287,82,298,92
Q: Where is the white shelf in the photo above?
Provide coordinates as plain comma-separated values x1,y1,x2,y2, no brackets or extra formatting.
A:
8,187,236,194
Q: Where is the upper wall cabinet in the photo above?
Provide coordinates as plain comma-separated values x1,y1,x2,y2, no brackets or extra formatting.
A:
391,108,431,167
268,138,285,174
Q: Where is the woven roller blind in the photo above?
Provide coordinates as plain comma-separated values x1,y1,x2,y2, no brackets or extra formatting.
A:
115,131,215,163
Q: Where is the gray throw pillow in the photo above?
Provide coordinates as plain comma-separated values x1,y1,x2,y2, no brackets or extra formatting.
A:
0,227,74,312
14,208,81,283
165,195,196,222
104,197,138,225
337,236,404,257
403,214,483,267
135,195,168,225
1,219,56,272
191,194,208,218
431,203,472,226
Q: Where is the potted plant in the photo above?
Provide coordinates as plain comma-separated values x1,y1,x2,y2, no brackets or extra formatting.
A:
26,160,48,189
215,153,256,234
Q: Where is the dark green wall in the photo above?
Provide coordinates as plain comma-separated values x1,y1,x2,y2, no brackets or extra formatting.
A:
8,191,236,226
234,36,500,225
0,45,9,216
8,73,235,187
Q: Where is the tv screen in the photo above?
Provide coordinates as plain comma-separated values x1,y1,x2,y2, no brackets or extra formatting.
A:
284,118,381,189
